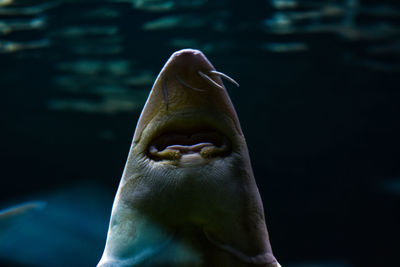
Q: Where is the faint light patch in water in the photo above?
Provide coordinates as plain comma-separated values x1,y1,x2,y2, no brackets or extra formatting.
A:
51,55,152,114
270,0,298,10
263,12,292,30
0,183,113,267
0,0,54,54
54,25,119,37
260,0,400,72
133,0,175,12
0,2,58,16
0,16,46,35
71,43,123,55
0,38,50,53
141,11,229,31
125,71,156,86
47,96,144,114
53,74,153,92
57,59,106,75
261,42,308,53
56,59,132,76
379,179,400,196
112,0,213,12
84,7,120,19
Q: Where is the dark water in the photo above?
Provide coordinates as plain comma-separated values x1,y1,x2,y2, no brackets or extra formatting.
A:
1,0,400,266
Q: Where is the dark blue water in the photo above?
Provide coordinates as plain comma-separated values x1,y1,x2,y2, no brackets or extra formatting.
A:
1,0,399,266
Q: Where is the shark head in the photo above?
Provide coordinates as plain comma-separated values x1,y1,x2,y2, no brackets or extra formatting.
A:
131,48,243,166
98,49,280,267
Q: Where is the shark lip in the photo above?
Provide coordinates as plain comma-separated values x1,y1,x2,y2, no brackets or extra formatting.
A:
147,128,231,161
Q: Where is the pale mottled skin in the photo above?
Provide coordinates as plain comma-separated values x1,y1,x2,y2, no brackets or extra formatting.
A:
98,49,281,267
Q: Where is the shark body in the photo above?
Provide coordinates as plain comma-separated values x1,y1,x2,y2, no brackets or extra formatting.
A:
98,49,281,267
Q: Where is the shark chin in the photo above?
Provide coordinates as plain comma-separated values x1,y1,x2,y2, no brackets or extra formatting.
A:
98,49,281,267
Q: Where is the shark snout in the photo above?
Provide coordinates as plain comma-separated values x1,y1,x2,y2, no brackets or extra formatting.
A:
169,49,214,72
156,48,236,112
171,48,204,60
133,49,242,146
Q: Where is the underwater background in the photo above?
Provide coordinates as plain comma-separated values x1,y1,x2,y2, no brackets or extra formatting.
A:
1,0,399,266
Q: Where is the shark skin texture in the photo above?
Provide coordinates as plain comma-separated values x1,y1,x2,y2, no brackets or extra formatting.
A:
98,49,281,267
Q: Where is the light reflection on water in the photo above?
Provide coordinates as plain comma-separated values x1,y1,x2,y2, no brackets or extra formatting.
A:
1,0,399,113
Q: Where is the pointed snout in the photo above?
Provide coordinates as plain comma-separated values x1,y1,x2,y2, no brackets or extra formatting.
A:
133,48,242,143
167,49,216,74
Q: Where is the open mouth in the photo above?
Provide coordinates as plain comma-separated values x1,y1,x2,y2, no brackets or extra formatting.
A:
147,129,231,161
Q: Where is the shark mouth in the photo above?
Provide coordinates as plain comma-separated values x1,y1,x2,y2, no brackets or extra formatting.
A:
147,129,231,161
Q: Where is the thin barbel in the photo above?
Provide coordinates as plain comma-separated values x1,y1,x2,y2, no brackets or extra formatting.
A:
209,70,240,87
198,71,224,90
